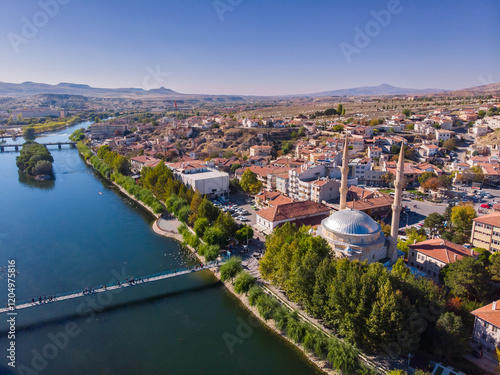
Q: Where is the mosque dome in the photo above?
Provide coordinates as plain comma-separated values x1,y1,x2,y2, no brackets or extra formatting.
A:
322,208,381,236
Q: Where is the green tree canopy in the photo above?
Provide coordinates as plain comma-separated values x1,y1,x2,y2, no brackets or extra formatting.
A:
444,257,489,300
220,257,243,282
235,225,254,243
240,169,263,195
234,271,257,294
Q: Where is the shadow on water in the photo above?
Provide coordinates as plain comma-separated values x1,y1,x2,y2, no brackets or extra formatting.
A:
0,280,222,335
18,170,55,190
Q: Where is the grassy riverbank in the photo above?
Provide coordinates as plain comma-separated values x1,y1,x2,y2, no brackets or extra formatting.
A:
23,116,83,137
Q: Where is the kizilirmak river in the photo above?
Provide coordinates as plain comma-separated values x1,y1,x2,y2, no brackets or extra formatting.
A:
0,123,322,375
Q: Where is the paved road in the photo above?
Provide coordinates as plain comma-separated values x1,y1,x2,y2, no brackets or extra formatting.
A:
400,198,448,228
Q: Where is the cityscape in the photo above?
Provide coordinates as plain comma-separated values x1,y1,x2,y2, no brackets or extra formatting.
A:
1,1,500,374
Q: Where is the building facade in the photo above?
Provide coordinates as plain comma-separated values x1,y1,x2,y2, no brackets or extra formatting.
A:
471,213,500,253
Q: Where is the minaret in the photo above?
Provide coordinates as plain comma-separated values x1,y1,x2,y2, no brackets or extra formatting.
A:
388,143,405,263
339,134,349,210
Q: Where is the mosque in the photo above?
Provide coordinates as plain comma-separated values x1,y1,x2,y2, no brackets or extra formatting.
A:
320,135,404,264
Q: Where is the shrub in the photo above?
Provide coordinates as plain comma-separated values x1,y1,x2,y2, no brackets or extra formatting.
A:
256,294,280,320
248,285,264,306
234,271,256,294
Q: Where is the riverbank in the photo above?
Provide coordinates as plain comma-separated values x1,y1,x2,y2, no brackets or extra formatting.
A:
77,148,383,374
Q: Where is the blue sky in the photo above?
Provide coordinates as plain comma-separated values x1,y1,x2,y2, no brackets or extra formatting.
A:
0,0,499,95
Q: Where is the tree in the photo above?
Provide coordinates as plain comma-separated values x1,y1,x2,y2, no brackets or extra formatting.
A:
230,163,242,173
203,226,226,247
435,312,468,360
234,271,256,294
418,172,435,185
443,138,457,151
490,255,500,281
220,257,243,282
444,257,489,300
235,226,254,243
324,108,337,116
31,160,53,176
23,126,36,140
337,104,343,114
194,217,209,237
478,110,486,119
94,116,100,123
391,258,409,278
402,108,412,117
240,169,263,194
421,177,443,191
291,131,298,138
214,212,238,238
450,203,476,233
298,126,306,137
381,172,395,186
390,145,400,154
197,197,219,223
332,124,344,132
423,213,446,233
470,165,484,183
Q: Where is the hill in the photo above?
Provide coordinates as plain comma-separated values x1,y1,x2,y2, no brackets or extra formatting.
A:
306,83,445,97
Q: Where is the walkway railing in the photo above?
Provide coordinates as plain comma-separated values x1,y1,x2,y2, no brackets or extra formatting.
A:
0,260,222,314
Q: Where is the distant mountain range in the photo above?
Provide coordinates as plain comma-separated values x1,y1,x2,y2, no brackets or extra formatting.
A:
0,81,182,98
1,81,498,99
306,83,445,97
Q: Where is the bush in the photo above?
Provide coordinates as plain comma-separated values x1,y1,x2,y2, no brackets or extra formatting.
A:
256,293,280,320
234,271,256,294
220,257,242,282
272,306,292,331
248,285,264,306
286,319,305,343
198,243,220,261
327,339,361,373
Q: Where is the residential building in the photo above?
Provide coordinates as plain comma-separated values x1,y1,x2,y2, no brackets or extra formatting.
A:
471,301,500,353
471,212,500,253
91,121,129,139
254,200,330,234
368,146,382,159
408,238,477,283
298,178,341,203
435,129,455,142
130,155,162,170
249,145,272,157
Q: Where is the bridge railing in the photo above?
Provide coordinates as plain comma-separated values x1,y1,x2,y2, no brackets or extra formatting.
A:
0,260,221,307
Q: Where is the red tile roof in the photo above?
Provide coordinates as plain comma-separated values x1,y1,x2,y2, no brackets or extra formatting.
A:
409,238,477,264
257,201,330,223
473,212,500,227
345,195,393,211
472,301,500,328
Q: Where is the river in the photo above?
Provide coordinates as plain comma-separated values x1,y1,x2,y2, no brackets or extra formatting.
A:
0,122,322,375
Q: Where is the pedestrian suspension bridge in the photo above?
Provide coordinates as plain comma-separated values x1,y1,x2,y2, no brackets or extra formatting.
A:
0,260,222,314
